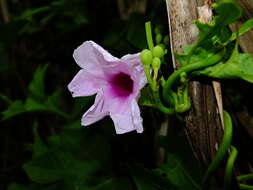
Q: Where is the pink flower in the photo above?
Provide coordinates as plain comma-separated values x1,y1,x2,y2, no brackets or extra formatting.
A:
68,41,147,134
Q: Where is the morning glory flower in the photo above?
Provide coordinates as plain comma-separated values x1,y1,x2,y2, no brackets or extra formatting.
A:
68,41,147,134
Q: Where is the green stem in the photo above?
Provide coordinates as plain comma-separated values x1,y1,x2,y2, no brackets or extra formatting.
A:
144,65,155,90
163,50,224,105
238,174,253,182
153,91,174,114
202,110,233,188
145,21,154,50
239,184,253,190
224,146,238,190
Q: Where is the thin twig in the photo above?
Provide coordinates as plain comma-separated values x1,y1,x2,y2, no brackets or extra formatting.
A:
0,0,10,23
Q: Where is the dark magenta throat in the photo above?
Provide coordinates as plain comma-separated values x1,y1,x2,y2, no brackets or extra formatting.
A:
110,72,134,97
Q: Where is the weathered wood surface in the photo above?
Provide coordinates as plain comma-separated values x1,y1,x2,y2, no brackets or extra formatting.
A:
230,0,253,140
166,0,224,169
230,0,253,55
166,0,253,188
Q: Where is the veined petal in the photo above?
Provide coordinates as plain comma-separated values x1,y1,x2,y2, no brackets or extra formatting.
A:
110,100,143,134
68,69,102,97
73,41,119,76
81,91,109,126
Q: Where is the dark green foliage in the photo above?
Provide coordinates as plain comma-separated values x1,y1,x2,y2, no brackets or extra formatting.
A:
2,65,69,120
174,0,253,85
8,119,202,190
194,44,253,82
1,0,253,189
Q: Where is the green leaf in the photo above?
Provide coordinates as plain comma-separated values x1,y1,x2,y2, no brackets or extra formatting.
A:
155,154,201,190
8,183,30,190
24,97,46,111
1,100,26,120
175,46,216,66
154,129,204,190
0,92,12,105
28,64,49,100
89,178,132,190
30,122,48,157
130,164,176,190
2,91,69,121
229,18,253,43
8,183,58,190
23,150,98,184
63,120,82,129
194,43,253,83
176,0,243,67
70,96,92,120
20,127,115,189
44,90,70,120
16,6,50,21
194,0,242,47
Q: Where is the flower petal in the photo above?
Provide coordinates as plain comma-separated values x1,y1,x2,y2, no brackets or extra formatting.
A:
121,53,147,89
68,69,103,97
73,41,119,76
131,100,143,133
110,100,143,134
81,91,109,126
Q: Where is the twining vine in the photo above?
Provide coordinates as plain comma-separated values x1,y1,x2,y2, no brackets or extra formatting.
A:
140,0,253,189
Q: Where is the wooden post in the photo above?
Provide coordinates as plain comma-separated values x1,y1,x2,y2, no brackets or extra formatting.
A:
165,0,241,188
166,0,224,168
230,0,253,55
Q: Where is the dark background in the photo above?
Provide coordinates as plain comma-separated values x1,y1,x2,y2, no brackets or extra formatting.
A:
1,0,252,190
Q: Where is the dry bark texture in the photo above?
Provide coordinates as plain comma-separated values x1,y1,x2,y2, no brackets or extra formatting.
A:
230,0,253,55
229,0,253,141
166,0,253,188
165,0,224,168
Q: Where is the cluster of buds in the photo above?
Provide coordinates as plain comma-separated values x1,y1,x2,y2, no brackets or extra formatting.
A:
140,21,191,114
140,22,169,91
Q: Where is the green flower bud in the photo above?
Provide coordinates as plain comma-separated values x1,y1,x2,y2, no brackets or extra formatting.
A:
152,57,161,70
140,49,153,66
154,26,161,34
163,35,170,45
156,34,163,44
152,45,164,58
158,44,166,50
